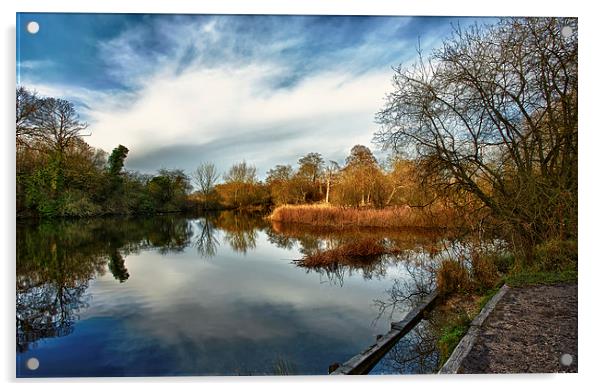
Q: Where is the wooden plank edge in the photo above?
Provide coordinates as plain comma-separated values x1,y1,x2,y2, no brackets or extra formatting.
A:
438,284,509,374
331,290,439,375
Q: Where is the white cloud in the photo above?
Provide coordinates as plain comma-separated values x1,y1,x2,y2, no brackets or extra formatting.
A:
22,16,443,175
84,64,391,155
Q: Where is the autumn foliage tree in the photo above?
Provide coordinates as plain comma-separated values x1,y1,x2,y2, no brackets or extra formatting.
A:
331,145,388,207
217,161,269,209
375,17,578,261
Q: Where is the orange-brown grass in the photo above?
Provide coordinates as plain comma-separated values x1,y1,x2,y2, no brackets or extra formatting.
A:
296,238,395,267
469,251,500,290
269,204,455,229
436,256,502,296
436,258,472,296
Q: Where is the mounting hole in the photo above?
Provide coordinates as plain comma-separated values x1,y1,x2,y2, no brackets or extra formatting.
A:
560,353,573,366
561,26,573,38
26,21,40,34
26,357,39,370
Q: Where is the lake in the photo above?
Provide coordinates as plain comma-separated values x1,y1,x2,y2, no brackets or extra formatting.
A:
16,211,448,377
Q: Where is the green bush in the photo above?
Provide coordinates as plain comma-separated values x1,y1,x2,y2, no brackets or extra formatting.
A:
59,190,102,217
533,239,577,271
493,252,515,274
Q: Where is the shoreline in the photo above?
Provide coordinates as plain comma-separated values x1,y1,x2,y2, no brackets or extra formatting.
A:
441,282,578,373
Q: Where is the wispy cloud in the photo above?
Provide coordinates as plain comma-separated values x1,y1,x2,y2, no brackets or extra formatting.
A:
19,14,467,177
17,60,54,84
18,59,53,70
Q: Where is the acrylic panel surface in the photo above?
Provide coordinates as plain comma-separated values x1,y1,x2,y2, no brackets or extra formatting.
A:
16,13,578,377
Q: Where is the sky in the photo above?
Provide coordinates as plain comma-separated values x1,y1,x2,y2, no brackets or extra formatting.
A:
16,13,492,181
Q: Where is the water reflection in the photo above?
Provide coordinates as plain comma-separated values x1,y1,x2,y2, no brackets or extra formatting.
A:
16,216,192,352
213,211,265,254
16,212,456,376
108,250,130,283
270,221,448,287
16,223,104,353
370,320,440,374
372,255,437,323
193,218,219,258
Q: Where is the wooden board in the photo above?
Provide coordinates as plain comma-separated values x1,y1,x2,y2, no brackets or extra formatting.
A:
330,290,439,375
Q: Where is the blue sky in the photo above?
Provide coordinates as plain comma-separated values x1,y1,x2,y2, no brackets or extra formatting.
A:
17,13,492,181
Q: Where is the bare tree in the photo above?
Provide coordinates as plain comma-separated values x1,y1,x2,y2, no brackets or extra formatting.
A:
193,162,219,195
323,160,340,204
375,18,577,255
32,97,89,160
16,86,42,148
223,161,257,184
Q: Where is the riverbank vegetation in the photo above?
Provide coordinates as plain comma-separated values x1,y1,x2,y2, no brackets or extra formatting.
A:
376,17,577,275
287,18,578,288
287,18,578,369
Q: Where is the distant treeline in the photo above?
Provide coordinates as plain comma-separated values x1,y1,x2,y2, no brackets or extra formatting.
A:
16,86,438,218
192,145,439,212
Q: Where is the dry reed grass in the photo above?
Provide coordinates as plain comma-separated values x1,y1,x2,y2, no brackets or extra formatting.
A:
470,252,500,290
296,238,392,267
436,259,472,296
269,204,455,229
437,253,502,296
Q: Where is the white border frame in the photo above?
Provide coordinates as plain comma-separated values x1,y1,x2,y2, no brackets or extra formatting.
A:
2,1,598,391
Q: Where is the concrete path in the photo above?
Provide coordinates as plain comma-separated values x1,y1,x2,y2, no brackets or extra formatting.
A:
459,283,578,373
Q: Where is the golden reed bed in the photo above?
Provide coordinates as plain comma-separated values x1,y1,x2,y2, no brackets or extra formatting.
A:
268,204,455,229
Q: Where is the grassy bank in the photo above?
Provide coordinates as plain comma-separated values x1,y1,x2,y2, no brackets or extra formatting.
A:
504,269,578,287
269,204,455,229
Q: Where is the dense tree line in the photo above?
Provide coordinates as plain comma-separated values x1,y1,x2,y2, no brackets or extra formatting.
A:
16,86,424,218
189,145,432,211
16,87,192,217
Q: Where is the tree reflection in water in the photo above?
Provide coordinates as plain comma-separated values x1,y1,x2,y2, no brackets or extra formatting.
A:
209,211,267,254
16,212,273,352
268,221,447,288
16,216,194,352
193,217,219,258
108,250,130,283
266,222,450,374
368,255,441,374
371,320,440,374
372,254,437,324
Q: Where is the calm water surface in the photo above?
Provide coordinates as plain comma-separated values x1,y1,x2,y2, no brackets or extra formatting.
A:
16,212,447,377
